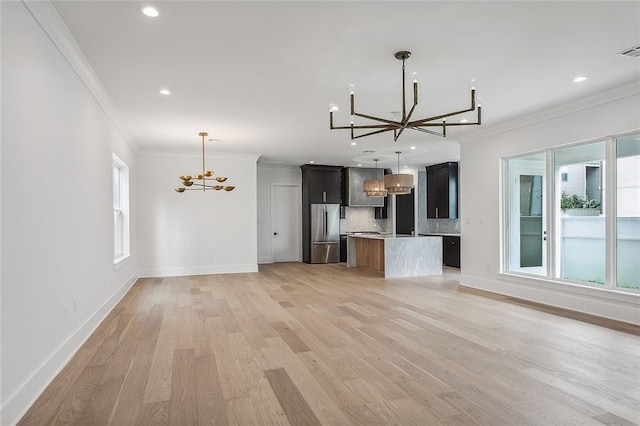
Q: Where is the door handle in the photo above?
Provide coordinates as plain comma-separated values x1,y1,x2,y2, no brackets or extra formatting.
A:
436,207,439,218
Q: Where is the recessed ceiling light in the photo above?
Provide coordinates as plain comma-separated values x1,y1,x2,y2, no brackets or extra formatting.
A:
410,146,416,150
159,89,171,95
357,164,362,167
309,161,315,164
573,76,588,83
404,165,408,168
460,119,468,123
142,6,159,17
350,142,357,146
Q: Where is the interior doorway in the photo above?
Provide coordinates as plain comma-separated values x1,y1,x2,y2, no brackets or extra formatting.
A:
271,184,301,262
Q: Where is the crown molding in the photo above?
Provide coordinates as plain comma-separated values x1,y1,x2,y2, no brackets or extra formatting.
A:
22,0,137,152
138,150,261,162
458,80,640,143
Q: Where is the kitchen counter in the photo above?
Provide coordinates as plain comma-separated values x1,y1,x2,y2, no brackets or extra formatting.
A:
419,233,461,237
347,234,442,278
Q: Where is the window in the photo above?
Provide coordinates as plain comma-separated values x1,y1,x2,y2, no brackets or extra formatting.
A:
113,154,130,263
554,141,606,285
503,133,639,294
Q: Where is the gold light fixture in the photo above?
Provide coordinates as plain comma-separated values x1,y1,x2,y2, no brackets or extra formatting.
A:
174,132,236,193
363,159,387,197
329,51,481,141
384,151,413,195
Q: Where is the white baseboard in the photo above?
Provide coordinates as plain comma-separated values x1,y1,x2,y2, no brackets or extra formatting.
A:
1,272,139,426
258,256,273,264
460,273,640,325
138,263,259,278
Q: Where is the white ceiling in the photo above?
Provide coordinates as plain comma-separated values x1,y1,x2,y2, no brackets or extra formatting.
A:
51,1,640,169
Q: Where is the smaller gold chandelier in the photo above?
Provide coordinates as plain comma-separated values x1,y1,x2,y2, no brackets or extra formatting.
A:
174,132,236,193
384,152,413,195
363,159,387,197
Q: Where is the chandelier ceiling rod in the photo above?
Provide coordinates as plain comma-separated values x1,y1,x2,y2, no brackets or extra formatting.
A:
329,51,482,141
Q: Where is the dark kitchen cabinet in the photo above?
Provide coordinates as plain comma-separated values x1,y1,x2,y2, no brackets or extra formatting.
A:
426,162,458,219
301,164,342,205
374,169,392,219
395,189,415,235
443,236,461,268
301,164,342,263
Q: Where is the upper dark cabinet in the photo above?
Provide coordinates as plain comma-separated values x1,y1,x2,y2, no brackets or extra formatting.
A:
395,189,415,235
426,162,458,219
301,164,342,204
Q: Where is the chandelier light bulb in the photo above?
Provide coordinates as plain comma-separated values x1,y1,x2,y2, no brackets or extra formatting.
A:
350,115,355,125
412,72,418,83
349,84,355,95
329,103,339,112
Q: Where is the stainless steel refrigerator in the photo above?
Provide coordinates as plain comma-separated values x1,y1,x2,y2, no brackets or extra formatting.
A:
310,203,340,263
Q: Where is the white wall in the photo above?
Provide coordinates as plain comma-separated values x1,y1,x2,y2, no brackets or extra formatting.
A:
459,82,640,325
256,164,301,263
1,2,139,423
138,152,259,276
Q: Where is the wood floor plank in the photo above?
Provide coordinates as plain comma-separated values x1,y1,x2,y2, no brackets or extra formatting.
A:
167,349,198,426
271,321,312,353
18,263,640,425
264,368,322,426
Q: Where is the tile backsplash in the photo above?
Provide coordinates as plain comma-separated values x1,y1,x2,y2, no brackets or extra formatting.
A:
340,207,390,233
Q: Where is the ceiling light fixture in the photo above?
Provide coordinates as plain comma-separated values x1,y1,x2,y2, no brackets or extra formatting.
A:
142,6,159,17
573,76,588,83
363,159,387,197
384,152,414,195
174,132,235,193
329,51,481,141
350,142,357,146
159,89,171,95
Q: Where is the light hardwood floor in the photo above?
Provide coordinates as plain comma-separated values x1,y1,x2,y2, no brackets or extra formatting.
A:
19,263,640,425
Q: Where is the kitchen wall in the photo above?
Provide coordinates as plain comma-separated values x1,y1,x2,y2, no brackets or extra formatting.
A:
256,164,301,263
459,81,640,325
1,2,138,423
137,152,259,276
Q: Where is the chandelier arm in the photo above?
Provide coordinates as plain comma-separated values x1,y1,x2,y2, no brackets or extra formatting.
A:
409,126,445,137
354,112,400,126
407,106,475,127
413,105,481,127
408,88,477,126
351,127,397,139
330,124,391,130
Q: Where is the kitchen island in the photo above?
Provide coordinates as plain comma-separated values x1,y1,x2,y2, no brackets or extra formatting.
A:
347,234,442,278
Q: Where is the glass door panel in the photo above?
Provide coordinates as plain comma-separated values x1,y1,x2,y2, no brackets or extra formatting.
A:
507,153,547,275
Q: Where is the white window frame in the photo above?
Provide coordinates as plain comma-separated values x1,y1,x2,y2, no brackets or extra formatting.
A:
113,153,130,264
500,131,639,295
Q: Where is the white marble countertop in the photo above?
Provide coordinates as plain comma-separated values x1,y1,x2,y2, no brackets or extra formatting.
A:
419,233,461,237
348,234,439,240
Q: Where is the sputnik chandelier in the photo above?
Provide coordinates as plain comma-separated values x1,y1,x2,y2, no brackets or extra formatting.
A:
329,51,481,141
174,132,235,193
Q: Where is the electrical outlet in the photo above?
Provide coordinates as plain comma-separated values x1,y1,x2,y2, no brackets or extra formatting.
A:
64,305,70,320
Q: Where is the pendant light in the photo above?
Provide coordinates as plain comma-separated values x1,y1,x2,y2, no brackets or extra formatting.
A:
384,151,413,195
363,159,387,197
